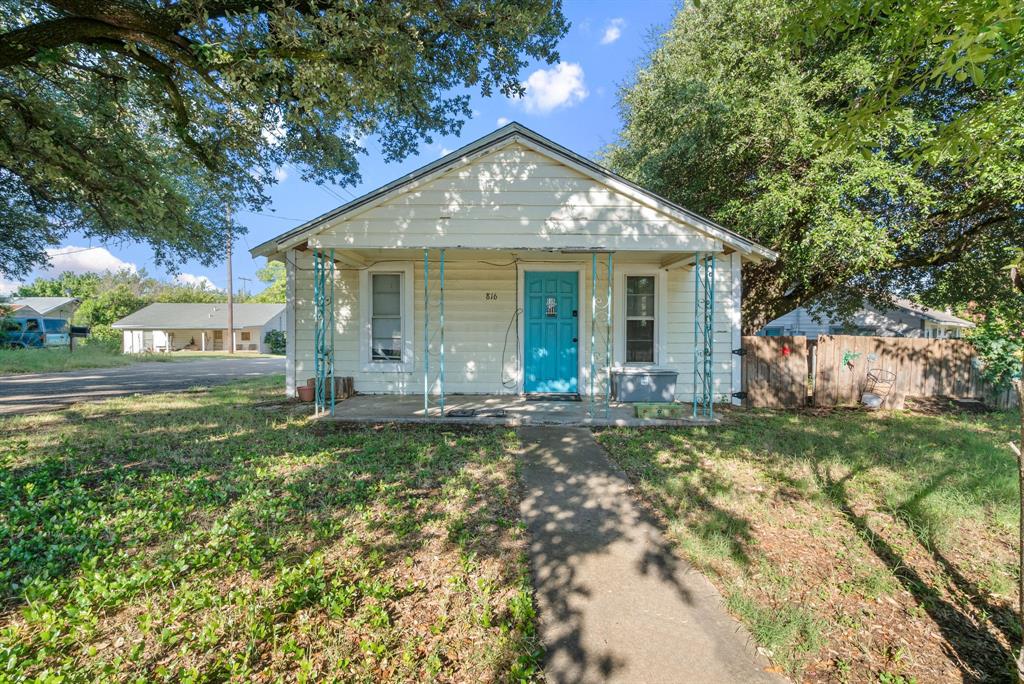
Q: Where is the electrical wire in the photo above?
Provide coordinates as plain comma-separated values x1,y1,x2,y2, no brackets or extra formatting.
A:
500,259,521,389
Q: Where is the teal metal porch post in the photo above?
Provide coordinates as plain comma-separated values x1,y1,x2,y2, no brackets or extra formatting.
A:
329,248,335,416
606,252,613,418
439,248,446,416
692,253,716,419
591,252,597,415
423,249,429,416
312,248,336,416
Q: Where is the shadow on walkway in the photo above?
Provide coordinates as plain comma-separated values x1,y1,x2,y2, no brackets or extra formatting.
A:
518,426,784,683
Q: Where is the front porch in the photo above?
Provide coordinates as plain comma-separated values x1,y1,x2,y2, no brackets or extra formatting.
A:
322,393,718,427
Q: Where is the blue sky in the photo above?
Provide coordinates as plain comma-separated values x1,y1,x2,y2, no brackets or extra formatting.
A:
5,1,679,296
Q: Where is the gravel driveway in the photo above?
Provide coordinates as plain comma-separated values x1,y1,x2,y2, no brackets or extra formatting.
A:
0,357,285,415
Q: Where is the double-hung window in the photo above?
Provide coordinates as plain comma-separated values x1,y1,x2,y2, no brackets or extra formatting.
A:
625,275,656,363
370,273,403,361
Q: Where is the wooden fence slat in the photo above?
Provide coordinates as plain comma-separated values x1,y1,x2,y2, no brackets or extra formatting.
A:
740,334,1019,410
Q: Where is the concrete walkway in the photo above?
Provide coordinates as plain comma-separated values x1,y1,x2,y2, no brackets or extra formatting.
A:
518,427,785,684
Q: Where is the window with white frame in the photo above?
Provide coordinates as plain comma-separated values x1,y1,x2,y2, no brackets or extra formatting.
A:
625,275,656,363
370,273,403,361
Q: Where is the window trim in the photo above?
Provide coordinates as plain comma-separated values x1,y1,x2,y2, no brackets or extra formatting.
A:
360,263,414,373
613,266,668,368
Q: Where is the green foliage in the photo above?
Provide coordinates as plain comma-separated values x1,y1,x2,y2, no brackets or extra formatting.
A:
0,1,568,278
969,315,1023,388
251,261,286,303
15,271,100,299
263,329,286,355
75,284,147,327
81,323,122,352
606,0,1023,330
0,379,537,681
599,408,1020,680
792,0,1024,165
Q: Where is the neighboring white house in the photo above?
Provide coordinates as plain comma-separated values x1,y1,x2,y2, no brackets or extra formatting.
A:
758,298,974,339
112,303,286,353
11,296,80,320
250,123,777,406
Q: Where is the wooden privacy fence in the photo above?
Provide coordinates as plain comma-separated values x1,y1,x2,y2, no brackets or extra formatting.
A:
740,336,808,408
740,334,1019,410
814,335,1020,409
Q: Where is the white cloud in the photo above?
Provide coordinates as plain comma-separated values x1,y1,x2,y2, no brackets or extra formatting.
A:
174,272,218,290
273,166,288,182
518,62,588,114
42,246,137,276
0,277,19,295
439,146,453,157
496,116,510,126
601,18,625,45
471,109,480,119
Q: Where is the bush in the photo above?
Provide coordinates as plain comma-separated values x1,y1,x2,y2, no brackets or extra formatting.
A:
264,329,286,355
969,316,1023,388
83,324,122,352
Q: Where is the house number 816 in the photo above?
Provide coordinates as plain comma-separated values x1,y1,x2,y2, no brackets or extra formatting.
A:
485,292,498,301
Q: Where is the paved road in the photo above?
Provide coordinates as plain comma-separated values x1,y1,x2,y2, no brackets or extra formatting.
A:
519,426,785,684
0,357,285,416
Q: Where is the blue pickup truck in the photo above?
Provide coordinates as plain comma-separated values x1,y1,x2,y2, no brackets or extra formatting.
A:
0,316,71,348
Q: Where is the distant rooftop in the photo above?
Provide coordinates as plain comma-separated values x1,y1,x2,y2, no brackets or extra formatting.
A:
892,298,974,328
11,296,79,314
112,303,285,330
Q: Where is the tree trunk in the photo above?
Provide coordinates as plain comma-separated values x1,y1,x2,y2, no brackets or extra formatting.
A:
1011,374,1019,684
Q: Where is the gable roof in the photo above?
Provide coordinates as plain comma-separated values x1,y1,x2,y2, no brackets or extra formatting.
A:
8,303,42,317
891,298,974,328
251,122,777,261
112,303,285,330
12,296,79,315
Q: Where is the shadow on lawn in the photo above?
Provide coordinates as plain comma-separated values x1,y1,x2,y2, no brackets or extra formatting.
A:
0,386,526,679
813,462,1014,682
604,409,1020,681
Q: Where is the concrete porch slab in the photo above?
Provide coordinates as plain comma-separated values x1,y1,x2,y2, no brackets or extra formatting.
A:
320,394,718,427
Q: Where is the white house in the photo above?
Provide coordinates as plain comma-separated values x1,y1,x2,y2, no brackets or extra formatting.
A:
759,298,974,340
112,303,286,353
11,296,80,320
250,123,776,409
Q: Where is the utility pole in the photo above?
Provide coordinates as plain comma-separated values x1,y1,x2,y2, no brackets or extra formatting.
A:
226,208,234,354
239,276,253,299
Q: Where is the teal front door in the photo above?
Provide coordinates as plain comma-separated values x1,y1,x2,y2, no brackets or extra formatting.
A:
524,271,578,393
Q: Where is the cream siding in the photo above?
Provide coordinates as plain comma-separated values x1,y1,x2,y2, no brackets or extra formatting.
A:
288,250,739,402
309,144,721,253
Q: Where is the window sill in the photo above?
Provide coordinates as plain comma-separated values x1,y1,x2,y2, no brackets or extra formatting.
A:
362,361,413,374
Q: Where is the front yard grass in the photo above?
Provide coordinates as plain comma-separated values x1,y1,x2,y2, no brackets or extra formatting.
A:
599,407,1021,683
0,347,278,375
0,377,539,682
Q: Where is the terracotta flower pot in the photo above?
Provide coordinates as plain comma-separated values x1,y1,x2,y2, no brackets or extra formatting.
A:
297,385,315,402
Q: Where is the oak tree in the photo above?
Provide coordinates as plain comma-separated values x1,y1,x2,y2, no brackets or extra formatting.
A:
0,0,567,277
